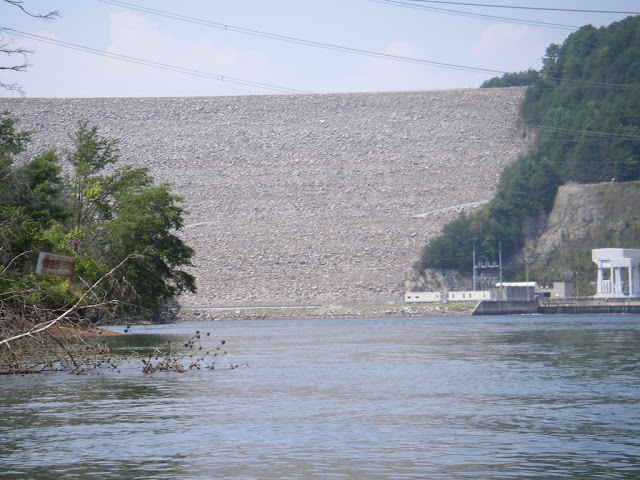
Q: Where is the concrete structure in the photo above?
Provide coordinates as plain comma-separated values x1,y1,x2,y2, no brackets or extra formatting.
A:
538,282,573,299
538,297,640,314
496,282,537,301
592,248,640,298
496,282,573,301
405,290,495,303
471,300,539,315
407,281,573,307
404,292,446,303
448,290,494,302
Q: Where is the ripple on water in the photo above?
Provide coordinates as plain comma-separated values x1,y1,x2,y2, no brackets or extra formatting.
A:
1,314,639,479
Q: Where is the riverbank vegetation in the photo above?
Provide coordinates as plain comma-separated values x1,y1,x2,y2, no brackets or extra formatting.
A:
418,16,640,290
0,114,197,371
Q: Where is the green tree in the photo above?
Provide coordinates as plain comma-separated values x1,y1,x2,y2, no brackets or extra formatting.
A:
67,120,122,254
65,121,196,320
541,43,561,78
0,113,76,313
0,111,30,191
0,114,199,373
420,213,474,272
420,16,640,281
0,112,33,266
14,150,68,224
480,68,539,88
0,115,196,322
100,185,196,319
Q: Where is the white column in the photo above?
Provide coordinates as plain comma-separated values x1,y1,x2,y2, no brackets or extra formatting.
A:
630,263,640,297
617,267,623,294
597,267,604,294
619,267,625,294
610,267,615,293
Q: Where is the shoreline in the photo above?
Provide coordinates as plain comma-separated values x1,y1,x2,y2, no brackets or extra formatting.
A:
178,303,476,322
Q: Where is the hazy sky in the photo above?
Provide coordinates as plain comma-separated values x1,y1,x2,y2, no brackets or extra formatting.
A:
1,0,638,98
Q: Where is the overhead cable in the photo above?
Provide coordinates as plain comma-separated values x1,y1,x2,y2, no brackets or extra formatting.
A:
369,0,578,29
396,0,640,14
523,123,640,141
2,28,312,95
96,0,640,90
96,0,510,76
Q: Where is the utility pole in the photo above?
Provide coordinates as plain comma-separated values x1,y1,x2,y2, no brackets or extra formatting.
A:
499,241,503,301
473,241,476,292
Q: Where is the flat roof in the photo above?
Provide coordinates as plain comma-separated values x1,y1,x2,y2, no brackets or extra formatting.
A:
592,248,640,261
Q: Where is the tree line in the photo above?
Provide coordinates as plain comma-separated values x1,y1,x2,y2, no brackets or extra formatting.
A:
0,114,196,326
420,15,640,276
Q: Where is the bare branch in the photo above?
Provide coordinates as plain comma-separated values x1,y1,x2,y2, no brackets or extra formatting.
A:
45,330,79,369
0,250,33,277
0,38,31,61
0,2,60,93
2,1,60,20
0,33,28,94
0,62,29,72
0,34,30,69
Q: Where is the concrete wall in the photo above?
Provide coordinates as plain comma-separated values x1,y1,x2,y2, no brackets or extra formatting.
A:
0,88,532,307
472,301,540,315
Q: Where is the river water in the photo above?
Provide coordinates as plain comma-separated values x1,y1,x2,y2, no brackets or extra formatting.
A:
1,314,639,479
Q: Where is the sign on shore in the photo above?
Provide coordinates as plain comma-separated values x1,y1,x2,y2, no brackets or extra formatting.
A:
36,252,76,278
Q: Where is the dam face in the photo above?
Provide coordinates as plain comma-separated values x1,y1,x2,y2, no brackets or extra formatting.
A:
0,88,530,307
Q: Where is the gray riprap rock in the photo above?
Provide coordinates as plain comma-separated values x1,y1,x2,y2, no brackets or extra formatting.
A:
0,88,533,307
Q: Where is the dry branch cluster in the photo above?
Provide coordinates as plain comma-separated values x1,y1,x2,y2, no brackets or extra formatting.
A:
134,333,228,374
0,318,228,375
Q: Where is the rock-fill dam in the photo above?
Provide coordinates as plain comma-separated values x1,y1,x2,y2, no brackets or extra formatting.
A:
0,87,532,307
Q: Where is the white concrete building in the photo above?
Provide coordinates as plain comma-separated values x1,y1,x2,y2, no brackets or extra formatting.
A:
592,248,640,298
495,282,537,301
404,290,495,303
404,292,446,303
448,290,495,302
538,282,573,299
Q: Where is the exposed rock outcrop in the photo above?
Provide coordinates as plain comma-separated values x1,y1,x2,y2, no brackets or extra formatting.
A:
527,180,640,286
0,88,532,306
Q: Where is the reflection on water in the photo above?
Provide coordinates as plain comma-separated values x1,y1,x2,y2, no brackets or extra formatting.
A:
1,314,639,479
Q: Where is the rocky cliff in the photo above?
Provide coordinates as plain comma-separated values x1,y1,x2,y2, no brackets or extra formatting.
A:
0,88,532,306
527,180,640,290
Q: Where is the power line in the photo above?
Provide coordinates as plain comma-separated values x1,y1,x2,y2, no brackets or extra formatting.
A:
94,0,640,90
396,0,640,14
369,0,578,29
2,28,312,95
7,1,638,94
523,123,640,141
525,113,640,123
543,76,640,90
376,0,640,42
96,0,507,76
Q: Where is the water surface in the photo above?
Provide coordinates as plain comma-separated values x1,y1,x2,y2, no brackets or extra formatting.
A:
1,314,639,479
